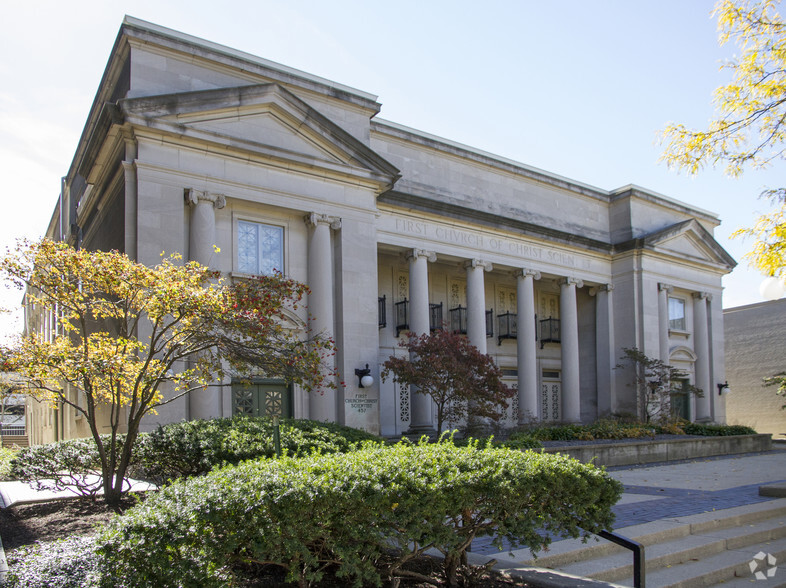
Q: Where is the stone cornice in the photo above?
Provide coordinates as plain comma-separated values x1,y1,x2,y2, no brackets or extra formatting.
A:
122,17,381,111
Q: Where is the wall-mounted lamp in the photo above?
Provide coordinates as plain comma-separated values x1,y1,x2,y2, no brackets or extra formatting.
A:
355,364,374,388
717,381,730,396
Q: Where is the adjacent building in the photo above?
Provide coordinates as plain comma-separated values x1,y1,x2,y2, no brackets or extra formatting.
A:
27,17,736,441
724,300,786,439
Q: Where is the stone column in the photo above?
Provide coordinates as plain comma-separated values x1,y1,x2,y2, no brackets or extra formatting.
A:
658,283,673,363
407,249,437,433
465,259,492,353
515,269,540,424
693,292,712,421
186,189,226,267
592,284,615,417
186,189,227,421
306,213,341,422
121,135,138,261
560,277,583,423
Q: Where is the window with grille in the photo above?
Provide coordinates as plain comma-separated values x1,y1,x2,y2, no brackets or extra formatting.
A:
668,297,686,331
237,220,283,275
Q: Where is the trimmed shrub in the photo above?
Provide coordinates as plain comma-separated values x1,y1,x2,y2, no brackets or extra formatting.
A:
4,536,101,588
98,439,622,588
501,432,544,450
10,435,139,499
0,445,18,480
680,423,757,436
136,416,382,482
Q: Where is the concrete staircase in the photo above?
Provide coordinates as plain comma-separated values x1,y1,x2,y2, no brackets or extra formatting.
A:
471,498,786,587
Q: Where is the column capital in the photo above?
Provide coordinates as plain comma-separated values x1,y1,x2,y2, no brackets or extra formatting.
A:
463,258,493,272
658,283,674,293
514,268,541,280
405,248,437,263
692,291,712,301
589,283,613,296
185,189,226,209
305,212,341,230
558,276,584,289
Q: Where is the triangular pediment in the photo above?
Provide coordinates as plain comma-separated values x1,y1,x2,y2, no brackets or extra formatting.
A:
119,83,399,186
643,219,736,269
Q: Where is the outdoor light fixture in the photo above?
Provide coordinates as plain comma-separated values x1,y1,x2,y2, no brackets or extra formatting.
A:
355,364,374,388
717,381,730,396
760,276,786,301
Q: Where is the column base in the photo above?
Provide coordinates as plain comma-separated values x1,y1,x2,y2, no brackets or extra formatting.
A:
405,424,437,441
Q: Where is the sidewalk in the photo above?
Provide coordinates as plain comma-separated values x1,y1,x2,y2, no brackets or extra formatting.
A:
0,476,157,509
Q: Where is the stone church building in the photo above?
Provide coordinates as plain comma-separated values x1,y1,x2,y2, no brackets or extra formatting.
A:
27,17,736,442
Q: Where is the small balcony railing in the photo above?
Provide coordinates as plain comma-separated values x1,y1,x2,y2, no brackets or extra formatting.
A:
430,302,443,331
449,306,494,338
539,316,561,349
395,299,409,337
378,295,386,329
395,300,444,336
497,311,517,345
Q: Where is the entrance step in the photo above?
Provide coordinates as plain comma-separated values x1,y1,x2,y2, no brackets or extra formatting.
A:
488,499,786,588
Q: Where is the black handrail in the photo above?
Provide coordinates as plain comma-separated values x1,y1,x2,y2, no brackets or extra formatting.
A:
595,529,645,588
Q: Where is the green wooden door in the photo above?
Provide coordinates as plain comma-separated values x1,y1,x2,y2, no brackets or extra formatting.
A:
232,380,292,418
670,380,691,421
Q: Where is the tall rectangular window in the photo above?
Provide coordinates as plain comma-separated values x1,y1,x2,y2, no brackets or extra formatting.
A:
237,220,283,275
668,297,686,330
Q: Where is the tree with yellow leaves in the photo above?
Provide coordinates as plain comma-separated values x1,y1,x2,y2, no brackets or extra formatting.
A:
661,0,786,280
0,239,334,507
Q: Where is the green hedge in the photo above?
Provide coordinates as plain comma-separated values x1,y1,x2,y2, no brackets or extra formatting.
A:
137,416,382,481
0,445,18,481
520,419,757,442
98,439,622,587
679,422,757,436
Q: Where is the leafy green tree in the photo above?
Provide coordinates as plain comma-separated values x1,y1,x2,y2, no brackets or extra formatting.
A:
381,329,514,435
0,239,334,507
661,0,786,280
618,347,703,424
763,371,786,408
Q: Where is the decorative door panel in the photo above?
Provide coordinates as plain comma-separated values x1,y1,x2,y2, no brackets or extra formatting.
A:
232,381,292,418
541,370,562,422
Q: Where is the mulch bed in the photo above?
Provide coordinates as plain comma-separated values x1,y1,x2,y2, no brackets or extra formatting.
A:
0,497,536,587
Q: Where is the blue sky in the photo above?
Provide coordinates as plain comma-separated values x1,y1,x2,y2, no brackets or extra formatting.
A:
0,0,783,335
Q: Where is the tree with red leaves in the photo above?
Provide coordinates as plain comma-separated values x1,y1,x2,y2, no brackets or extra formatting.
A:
382,329,514,435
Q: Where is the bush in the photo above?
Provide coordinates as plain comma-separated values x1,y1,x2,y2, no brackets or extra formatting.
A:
10,435,140,499
4,536,101,588
502,432,544,450
680,423,757,436
98,439,622,588
0,445,18,480
136,416,382,482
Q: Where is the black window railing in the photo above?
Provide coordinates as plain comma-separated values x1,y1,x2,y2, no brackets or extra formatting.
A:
539,316,560,349
450,305,467,334
450,305,494,338
378,295,386,329
429,302,443,331
395,299,409,337
497,311,517,345
395,300,444,336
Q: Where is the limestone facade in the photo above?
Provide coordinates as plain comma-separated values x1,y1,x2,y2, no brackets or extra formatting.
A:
29,17,736,440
